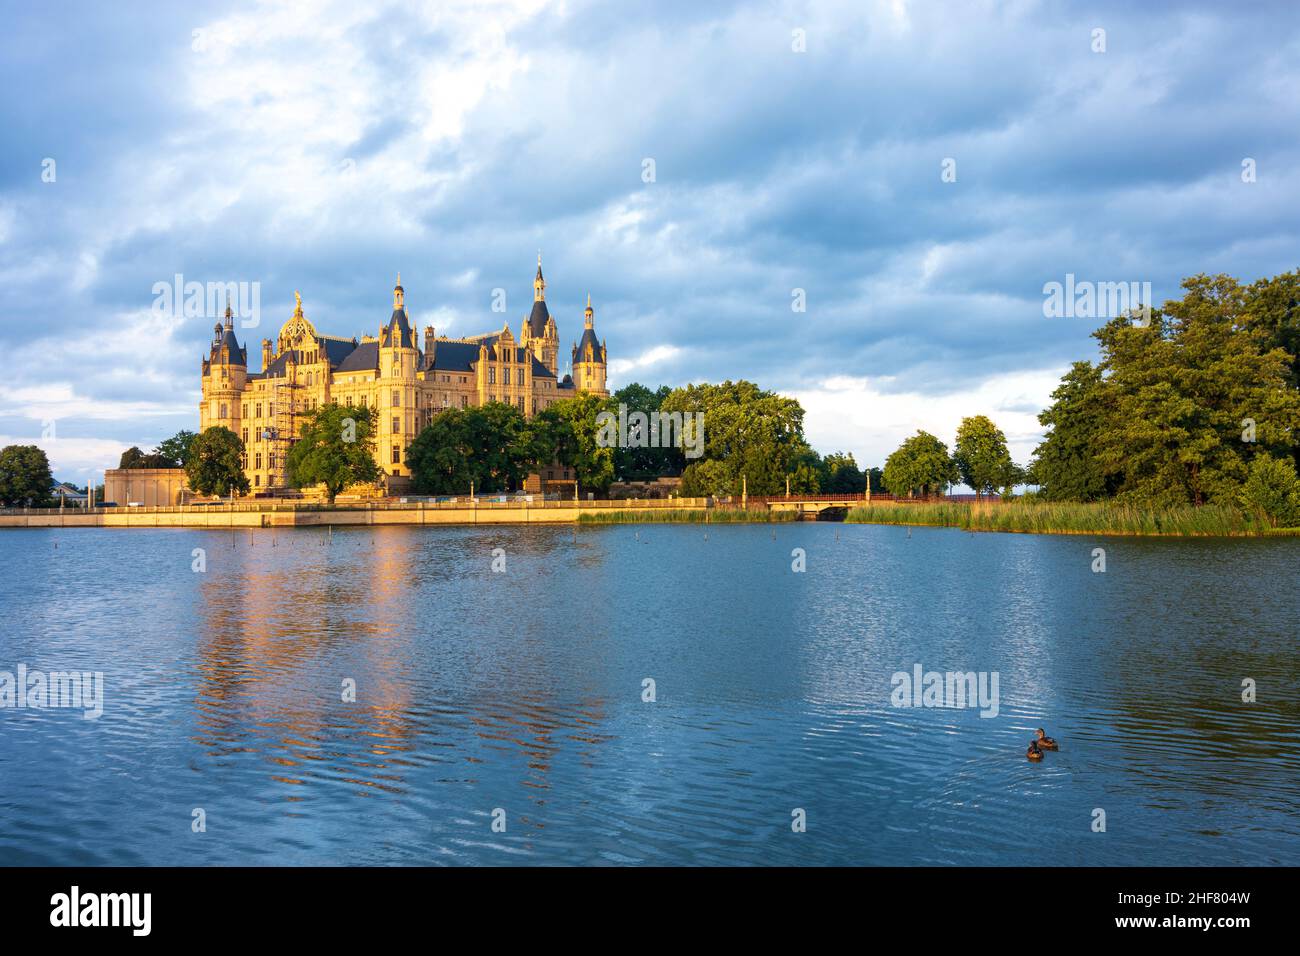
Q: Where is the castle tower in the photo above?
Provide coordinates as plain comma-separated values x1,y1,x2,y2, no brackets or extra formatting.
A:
379,273,418,490
199,296,247,435
571,293,608,396
521,253,560,377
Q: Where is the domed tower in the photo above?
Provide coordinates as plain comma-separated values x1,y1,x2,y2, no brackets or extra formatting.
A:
379,274,419,489
200,298,247,435
520,253,559,377
571,294,608,396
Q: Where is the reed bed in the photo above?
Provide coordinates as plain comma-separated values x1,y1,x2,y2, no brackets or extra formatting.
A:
844,500,1290,536
578,508,798,524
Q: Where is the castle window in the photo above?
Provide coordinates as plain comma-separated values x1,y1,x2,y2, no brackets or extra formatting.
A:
391,445,400,464
306,372,312,386
255,453,262,469
256,403,263,419
392,417,400,434
489,368,496,385
269,453,276,468
219,402,227,418
255,475,260,487
242,428,248,444
461,395,467,408
392,391,400,407
242,404,248,418
503,368,510,385
517,396,524,412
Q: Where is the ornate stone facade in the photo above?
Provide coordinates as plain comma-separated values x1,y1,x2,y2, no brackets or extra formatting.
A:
199,259,609,493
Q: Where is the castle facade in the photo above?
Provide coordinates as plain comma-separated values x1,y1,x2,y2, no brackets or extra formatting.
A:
199,259,609,493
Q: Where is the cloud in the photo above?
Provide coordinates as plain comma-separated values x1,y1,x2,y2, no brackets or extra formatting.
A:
2,0,1298,485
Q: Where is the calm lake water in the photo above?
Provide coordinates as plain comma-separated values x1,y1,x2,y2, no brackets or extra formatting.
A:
0,523,1296,866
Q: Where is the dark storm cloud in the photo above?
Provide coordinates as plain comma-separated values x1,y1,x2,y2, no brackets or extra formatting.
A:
1,0,1298,482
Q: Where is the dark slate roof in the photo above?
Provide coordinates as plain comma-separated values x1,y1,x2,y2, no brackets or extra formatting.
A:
427,341,480,373
557,373,575,390
260,349,300,377
386,307,415,348
573,327,604,362
321,337,357,367
335,341,379,373
215,328,247,365
419,340,557,379
526,298,550,338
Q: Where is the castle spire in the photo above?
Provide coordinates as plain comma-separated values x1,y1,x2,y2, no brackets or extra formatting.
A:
584,293,593,328
534,252,545,301
394,273,404,310
224,293,234,329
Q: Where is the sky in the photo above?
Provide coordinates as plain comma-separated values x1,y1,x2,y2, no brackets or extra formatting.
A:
2,0,1299,486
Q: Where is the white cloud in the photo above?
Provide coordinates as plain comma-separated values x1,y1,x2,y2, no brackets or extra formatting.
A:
792,366,1065,469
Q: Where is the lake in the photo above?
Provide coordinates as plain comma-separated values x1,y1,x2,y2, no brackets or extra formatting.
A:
0,523,1296,865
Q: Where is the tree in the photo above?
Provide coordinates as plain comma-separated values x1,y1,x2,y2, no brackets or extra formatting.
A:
660,380,811,495
610,382,681,480
1030,272,1300,506
157,430,198,468
118,446,173,469
185,427,250,497
548,392,616,494
953,415,1015,498
1239,454,1300,527
823,451,867,494
407,403,532,495
0,445,53,507
285,405,381,502
883,431,957,498
1030,362,1113,501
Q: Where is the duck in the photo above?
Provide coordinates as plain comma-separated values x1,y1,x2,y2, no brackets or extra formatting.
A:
1034,728,1059,750
1026,741,1044,761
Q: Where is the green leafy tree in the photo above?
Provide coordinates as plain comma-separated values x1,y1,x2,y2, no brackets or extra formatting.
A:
883,431,957,498
660,380,811,496
548,392,616,494
185,426,250,497
1031,272,1300,506
0,444,54,507
678,458,734,497
118,446,173,469
823,451,867,494
156,430,198,468
407,403,532,495
953,415,1015,498
1239,454,1300,526
1030,362,1114,501
610,382,681,480
285,405,381,502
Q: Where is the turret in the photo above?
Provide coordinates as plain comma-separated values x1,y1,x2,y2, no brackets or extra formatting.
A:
571,293,608,396
378,274,418,489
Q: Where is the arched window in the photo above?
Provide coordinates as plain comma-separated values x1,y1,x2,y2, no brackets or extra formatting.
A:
219,402,227,419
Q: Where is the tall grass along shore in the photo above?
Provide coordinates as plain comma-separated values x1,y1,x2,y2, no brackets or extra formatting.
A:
845,500,1296,536
578,508,799,524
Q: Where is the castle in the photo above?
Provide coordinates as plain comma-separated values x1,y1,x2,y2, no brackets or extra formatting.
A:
199,258,609,493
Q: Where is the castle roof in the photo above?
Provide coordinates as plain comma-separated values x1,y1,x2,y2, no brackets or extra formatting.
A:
573,327,604,362
526,298,550,338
